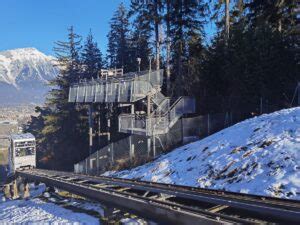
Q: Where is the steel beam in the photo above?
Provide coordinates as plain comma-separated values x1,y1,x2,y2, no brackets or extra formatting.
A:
17,171,224,225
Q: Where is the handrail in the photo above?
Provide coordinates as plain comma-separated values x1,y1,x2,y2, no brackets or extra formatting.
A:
72,69,163,86
119,96,193,135
150,97,170,117
150,96,183,118
119,96,191,120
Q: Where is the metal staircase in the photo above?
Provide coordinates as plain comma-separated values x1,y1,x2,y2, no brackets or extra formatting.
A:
69,69,195,137
69,69,196,171
119,96,195,136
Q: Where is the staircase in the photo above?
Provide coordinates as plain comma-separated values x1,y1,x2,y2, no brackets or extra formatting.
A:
119,95,195,136
69,69,196,173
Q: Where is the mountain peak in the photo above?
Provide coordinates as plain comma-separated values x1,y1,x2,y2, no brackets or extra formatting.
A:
0,47,54,60
0,47,58,104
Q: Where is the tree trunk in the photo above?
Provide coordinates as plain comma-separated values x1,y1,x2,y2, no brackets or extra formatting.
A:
154,0,160,71
225,0,230,41
166,0,171,94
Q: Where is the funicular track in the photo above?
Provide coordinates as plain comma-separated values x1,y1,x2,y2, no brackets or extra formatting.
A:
16,169,300,224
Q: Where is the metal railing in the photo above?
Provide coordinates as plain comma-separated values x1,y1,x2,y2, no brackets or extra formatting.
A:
68,70,164,103
74,134,151,175
119,96,195,136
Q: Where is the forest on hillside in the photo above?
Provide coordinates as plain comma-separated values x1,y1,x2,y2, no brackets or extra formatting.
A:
26,0,299,170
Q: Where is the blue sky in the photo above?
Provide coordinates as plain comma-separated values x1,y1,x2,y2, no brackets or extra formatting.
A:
0,0,215,56
0,0,129,55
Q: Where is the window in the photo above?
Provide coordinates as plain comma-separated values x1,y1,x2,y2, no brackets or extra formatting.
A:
15,147,35,157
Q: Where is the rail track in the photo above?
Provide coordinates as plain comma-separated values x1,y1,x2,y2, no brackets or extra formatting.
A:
16,169,300,224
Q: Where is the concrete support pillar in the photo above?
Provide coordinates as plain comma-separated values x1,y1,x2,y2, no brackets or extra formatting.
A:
4,184,11,199
129,135,132,161
152,136,156,158
98,105,101,147
107,119,111,143
23,182,30,199
88,104,93,156
96,149,99,175
11,180,19,199
102,206,120,224
107,119,113,165
147,138,151,158
147,95,151,116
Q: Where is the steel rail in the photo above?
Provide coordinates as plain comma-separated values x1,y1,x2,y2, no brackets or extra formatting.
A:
38,170,300,222
17,170,237,225
32,169,300,209
16,169,300,224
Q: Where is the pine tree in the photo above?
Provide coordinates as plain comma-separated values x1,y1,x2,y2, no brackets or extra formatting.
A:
130,0,163,71
210,0,246,41
129,0,153,71
82,30,103,79
245,0,297,33
198,17,298,114
170,0,207,96
165,0,171,94
28,27,89,170
153,0,163,70
107,3,132,71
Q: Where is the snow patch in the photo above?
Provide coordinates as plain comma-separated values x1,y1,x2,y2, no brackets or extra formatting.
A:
108,107,300,200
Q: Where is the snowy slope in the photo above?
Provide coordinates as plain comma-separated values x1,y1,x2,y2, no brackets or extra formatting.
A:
0,198,99,224
0,184,148,224
0,184,99,224
109,107,300,200
0,48,58,104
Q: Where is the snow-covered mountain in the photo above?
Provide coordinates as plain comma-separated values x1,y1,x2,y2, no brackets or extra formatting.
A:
0,48,58,104
108,107,300,200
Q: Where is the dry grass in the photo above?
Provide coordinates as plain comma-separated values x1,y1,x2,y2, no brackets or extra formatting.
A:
109,155,153,172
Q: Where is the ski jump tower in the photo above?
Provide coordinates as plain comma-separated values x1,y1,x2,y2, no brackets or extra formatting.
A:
69,68,195,173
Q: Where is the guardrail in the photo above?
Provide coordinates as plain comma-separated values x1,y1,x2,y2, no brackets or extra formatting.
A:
119,96,196,136
68,70,164,103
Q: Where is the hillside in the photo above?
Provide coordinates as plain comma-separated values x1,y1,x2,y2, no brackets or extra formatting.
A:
0,48,58,104
109,107,300,200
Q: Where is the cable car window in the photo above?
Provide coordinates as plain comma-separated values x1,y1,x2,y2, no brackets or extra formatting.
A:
15,148,26,157
15,147,35,157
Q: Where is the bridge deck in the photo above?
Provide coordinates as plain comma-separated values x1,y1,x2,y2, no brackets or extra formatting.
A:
16,169,300,224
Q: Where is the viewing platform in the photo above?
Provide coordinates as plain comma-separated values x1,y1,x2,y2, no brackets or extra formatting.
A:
68,69,163,103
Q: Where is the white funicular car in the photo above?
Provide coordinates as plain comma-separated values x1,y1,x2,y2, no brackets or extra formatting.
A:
8,133,36,175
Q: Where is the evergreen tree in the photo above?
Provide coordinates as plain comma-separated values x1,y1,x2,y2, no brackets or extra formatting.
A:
107,3,132,71
129,0,153,71
210,0,245,41
27,27,89,170
245,0,297,33
130,0,163,71
82,30,103,79
170,0,207,96
197,20,298,113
